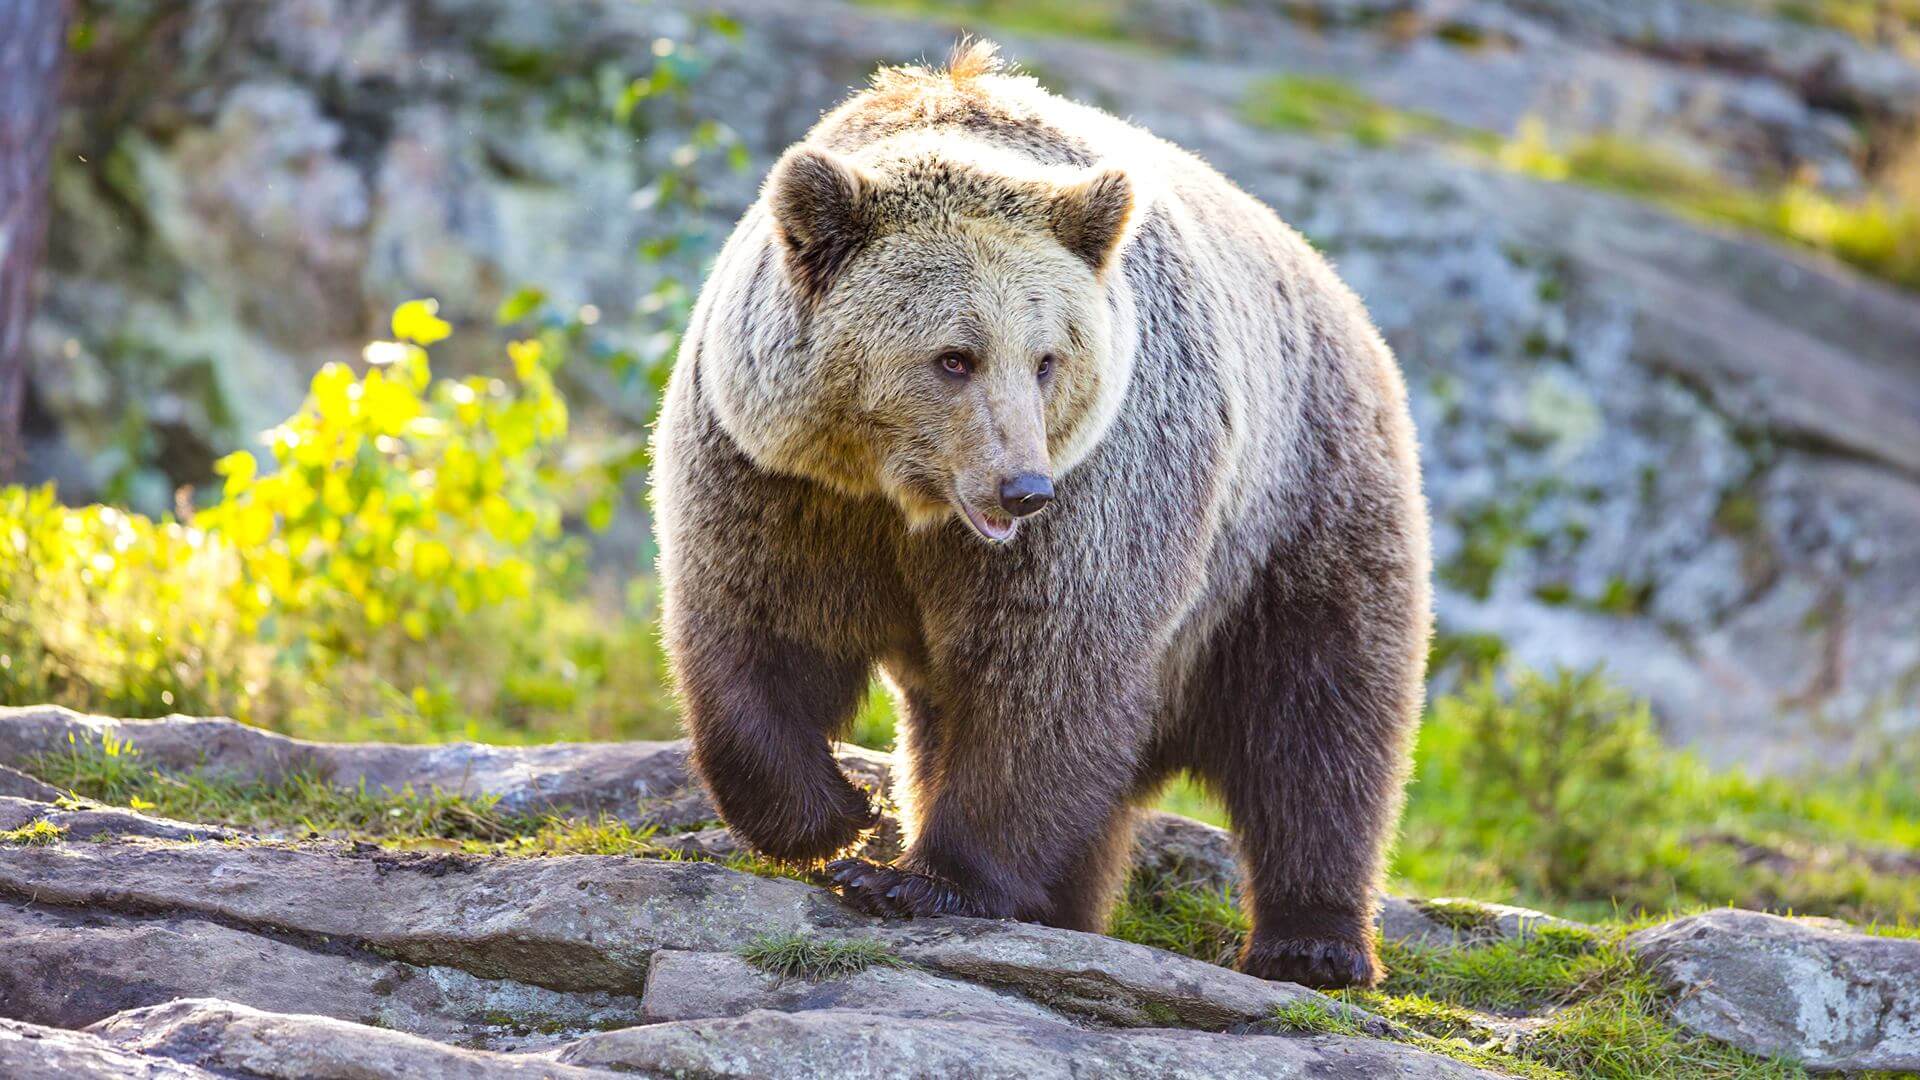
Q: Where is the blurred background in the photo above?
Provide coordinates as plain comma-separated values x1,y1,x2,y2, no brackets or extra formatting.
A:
1,0,1917,927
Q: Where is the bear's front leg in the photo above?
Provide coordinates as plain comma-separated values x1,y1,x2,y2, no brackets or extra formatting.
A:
827,649,1154,924
672,612,879,863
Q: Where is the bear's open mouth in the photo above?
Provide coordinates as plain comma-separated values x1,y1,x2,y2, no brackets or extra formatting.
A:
956,498,1019,544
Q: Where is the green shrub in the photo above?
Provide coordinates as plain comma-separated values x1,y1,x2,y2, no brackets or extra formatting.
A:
1,302,676,744
1417,668,1683,900
1395,665,1920,925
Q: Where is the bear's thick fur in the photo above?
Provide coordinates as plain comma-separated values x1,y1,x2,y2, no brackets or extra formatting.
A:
653,43,1430,988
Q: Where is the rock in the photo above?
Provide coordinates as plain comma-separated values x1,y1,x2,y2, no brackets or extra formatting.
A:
0,765,59,802
1409,898,1587,944
11,995,1504,1080
0,796,236,844
0,705,891,828
1,1017,219,1080
639,949,1064,1024
89,998,619,1079
1630,908,1920,1072
555,1007,1504,1079
885,918,1375,1032
0,718,1576,958
0,836,1368,1032
0,901,642,1050
1132,810,1240,889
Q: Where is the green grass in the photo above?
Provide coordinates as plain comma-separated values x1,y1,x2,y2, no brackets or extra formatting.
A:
29,734,528,842
1713,0,1920,50
23,734,843,885
1495,123,1920,292
1243,75,1492,149
1108,872,1246,966
853,0,1130,41
1238,73,1920,293
0,819,67,846
1393,670,1920,928
1113,874,1817,1079
738,932,899,982
1268,998,1369,1037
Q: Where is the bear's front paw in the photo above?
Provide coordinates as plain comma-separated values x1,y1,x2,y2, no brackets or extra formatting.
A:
1239,935,1381,990
823,858,990,919
731,788,881,864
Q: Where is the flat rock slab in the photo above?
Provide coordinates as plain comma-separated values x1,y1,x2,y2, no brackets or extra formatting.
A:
0,901,642,1050
0,705,882,826
1630,908,1920,1072
0,765,60,802
0,796,236,843
90,999,621,1079
0,836,1348,1032
2,1017,221,1080
556,1006,1503,1079
9,996,1503,1080
640,949,1065,1024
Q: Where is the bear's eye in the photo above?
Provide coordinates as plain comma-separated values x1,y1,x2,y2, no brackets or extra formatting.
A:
1037,353,1056,380
935,350,975,379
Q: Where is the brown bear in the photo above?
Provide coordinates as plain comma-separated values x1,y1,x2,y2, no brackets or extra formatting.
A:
652,42,1430,988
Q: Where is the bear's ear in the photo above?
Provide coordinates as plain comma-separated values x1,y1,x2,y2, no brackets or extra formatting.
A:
1049,167,1133,274
767,146,873,299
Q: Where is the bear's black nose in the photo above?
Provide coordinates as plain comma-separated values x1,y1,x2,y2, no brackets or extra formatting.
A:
999,473,1054,517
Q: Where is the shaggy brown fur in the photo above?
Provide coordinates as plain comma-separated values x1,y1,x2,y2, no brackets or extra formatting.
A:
653,42,1431,989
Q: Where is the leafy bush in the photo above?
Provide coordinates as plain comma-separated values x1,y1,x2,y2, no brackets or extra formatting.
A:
1413,668,1684,900
1,303,676,743
1396,665,1920,925
0,485,260,718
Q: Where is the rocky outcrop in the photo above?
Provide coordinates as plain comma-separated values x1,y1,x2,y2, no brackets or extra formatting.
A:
0,997,1513,1080
5,711,1919,1076
0,704,885,828
0,825,1500,1075
0,795,237,843
551,1006,1493,1079
0,705,1595,960
1630,909,1920,1073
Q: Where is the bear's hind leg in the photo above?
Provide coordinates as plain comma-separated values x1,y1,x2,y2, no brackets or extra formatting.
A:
1188,546,1423,990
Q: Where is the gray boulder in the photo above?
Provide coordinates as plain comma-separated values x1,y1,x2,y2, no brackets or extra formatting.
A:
0,705,889,828
0,795,236,844
89,999,620,1079
639,949,1065,1024
0,836,1351,1029
0,901,642,1050
0,765,59,802
556,1007,1503,1079
1,1017,220,1080
1630,908,1920,1072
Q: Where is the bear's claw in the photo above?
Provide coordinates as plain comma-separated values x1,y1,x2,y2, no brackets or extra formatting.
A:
824,857,985,919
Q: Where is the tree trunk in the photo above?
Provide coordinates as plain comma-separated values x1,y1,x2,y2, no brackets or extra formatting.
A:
0,0,67,479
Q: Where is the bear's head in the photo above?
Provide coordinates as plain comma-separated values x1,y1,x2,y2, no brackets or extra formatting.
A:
708,137,1139,544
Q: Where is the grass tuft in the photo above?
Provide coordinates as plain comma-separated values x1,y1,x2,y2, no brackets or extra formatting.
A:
0,819,67,846
738,932,899,983
1108,872,1247,966
1269,998,1368,1037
